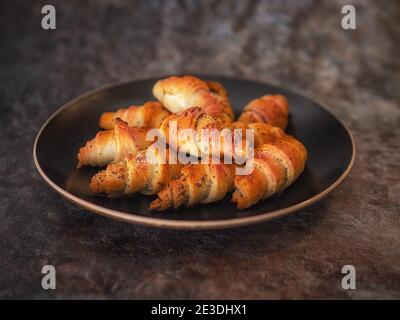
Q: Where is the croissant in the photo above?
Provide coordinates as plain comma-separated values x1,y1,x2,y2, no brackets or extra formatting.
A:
229,121,286,147
152,75,235,125
150,163,235,210
232,134,308,209
99,101,170,129
158,107,288,160
158,107,224,157
77,118,152,168
237,95,289,130
89,145,183,196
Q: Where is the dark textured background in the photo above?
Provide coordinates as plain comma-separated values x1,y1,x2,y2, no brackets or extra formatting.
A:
1,0,399,299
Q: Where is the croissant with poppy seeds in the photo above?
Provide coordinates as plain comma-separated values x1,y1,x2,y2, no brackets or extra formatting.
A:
228,121,286,147
89,145,183,196
153,75,235,125
77,118,152,168
232,134,308,209
150,163,235,210
99,101,170,129
158,107,289,160
158,107,224,157
237,95,289,130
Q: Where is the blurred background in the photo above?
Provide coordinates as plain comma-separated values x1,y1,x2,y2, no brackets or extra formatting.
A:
0,0,399,299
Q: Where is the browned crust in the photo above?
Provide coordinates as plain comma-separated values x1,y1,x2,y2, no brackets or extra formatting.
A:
238,95,289,130
153,75,235,125
150,163,235,211
99,101,170,129
77,118,152,168
231,133,307,209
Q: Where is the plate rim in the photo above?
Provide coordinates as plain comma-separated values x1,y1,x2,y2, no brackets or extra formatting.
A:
33,74,356,230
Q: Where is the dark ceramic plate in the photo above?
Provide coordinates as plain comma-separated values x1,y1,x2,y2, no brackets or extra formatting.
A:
34,75,355,230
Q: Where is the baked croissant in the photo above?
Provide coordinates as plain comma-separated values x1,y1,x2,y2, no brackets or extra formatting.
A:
99,101,170,130
158,107,224,157
77,118,152,168
159,107,287,160
90,145,183,196
232,135,308,209
229,121,286,147
237,95,289,130
152,75,235,125
212,121,287,161
150,163,235,210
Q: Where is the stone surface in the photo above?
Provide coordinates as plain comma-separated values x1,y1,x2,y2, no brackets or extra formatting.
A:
0,0,399,299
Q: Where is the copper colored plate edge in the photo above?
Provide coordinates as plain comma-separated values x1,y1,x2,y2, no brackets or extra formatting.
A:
32,75,356,230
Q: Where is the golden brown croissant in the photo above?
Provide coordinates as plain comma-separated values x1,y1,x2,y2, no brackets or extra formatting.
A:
232,134,308,209
152,75,235,125
158,108,286,160
229,121,286,147
89,145,183,196
150,163,235,210
211,121,286,161
99,101,170,130
237,95,289,130
77,118,152,168
158,107,224,157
